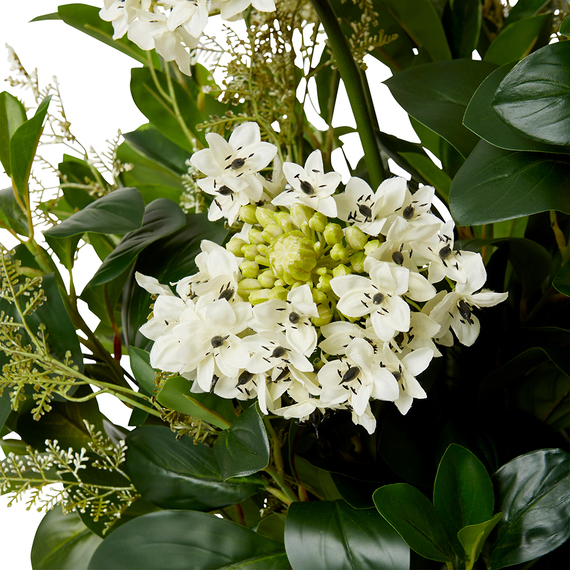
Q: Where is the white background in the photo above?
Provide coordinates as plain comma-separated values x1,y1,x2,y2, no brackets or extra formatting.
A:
0,2,417,568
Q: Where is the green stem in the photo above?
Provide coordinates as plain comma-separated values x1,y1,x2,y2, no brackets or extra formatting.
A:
164,63,199,147
310,0,386,187
264,465,298,504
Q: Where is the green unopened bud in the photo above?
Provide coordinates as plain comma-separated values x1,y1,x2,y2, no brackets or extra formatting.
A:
312,289,328,305
315,266,329,276
274,279,286,287
248,227,265,245
239,204,258,225
364,239,380,257
290,203,312,234
317,273,332,292
255,255,268,266
226,238,246,257
256,207,276,228
258,270,276,288
249,289,272,305
274,211,294,232
240,260,259,278
350,251,366,273
309,212,327,233
344,226,368,250
242,244,259,261
324,223,344,246
237,278,263,300
313,241,324,255
330,243,349,261
312,303,334,327
268,286,288,301
256,244,268,256
268,231,318,286
261,223,283,242
332,264,351,278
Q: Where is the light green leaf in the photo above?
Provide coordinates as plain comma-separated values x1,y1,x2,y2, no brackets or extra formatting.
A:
128,347,156,396
0,91,27,176
458,512,503,570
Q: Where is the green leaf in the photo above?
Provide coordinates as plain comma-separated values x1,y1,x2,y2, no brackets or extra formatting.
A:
31,505,102,570
44,234,81,271
457,512,503,570
449,141,570,225
44,187,145,238
86,198,186,288
130,67,206,152
128,347,156,396
492,42,570,146
553,260,570,296
0,390,12,433
442,0,482,59
489,449,570,569
373,483,454,563
0,91,27,176
399,152,451,201
214,404,270,480
502,0,551,25
464,62,570,154
0,187,29,236
285,500,410,569
10,96,51,200
561,15,570,37
87,510,289,569
125,426,264,511
484,13,551,65
433,444,495,556
384,60,497,157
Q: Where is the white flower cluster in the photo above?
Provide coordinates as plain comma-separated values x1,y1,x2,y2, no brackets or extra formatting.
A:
99,0,276,75
137,122,508,434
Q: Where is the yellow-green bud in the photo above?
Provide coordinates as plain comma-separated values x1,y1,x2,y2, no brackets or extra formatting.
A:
248,227,266,245
226,238,246,257
350,251,366,273
258,270,276,288
330,243,349,262
364,239,380,257
239,204,258,225
255,255,268,266
313,241,324,255
261,223,283,242
315,266,329,276
243,244,259,261
312,303,334,327
274,279,286,288
237,278,263,299
332,264,351,278
344,226,368,250
249,289,272,305
290,203,312,235
256,244,268,256
256,207,276,228
274,212,294,233
312,289,328,305
324,223,344,246
309,212,327,233
317,273,332,292
268,231,318,286
268,286,288,301
240,260,259,278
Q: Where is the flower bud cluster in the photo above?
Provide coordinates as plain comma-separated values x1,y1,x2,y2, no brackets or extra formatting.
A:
137,122,508,434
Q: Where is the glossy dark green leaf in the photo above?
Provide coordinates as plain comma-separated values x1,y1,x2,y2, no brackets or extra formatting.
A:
44,233,81,271
484,13,551,65
86,198,186,288
128,346,156,396
384,60,497,157
492,42,570,146
373,483,454,563
464,62,570,154
561,15,570,37
502,0,551,26
433,444,494,556
44,187,145,238
10,96,51,199
130,67,206,152
399,152,451,201
125,426,264,510
489,449,570,569
0,187,29,235
458,512,502,570
442,0,482,59
449,141,570,225
553,260,570,296
214,404,270,480
87,510,289,569
31,505,102,570
0,91,27,176
285,500,409,570
58,155,108,195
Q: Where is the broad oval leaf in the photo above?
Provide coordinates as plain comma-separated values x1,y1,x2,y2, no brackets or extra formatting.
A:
87,510,289,569
492,42,570,146
44,187,145,238
31,506,102,570
213,403,270,480
488,448,570,569
449,141,570,225
373,483,454,563
284,500,409,570
125,426,264,510
0,91,27,176
433,444,494,556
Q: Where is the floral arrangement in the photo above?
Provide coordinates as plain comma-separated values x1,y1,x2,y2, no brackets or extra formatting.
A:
0,1,569,569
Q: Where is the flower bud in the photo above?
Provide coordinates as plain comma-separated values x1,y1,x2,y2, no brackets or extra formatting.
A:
344,226,368,250
274,211,294,232
311,302,334,327
226,238,246,257
261,223,283,242
332,264,351,278
313,241,324,255
268,231,318,286
364,239,380,257
330,243,349,262
237,278,263,299
239,204,258,225
290,203,312,234
315,266,329,276
309,212,327,233
240,260,259,278
311,289,328,305
323,223,343,246
248,227,265,245
268,286,288,301
350,251,366,273
256,207,276,228
249,289,272,305
242,244,259,261
258,270,276,288
256,244,268,256
317,273,332,292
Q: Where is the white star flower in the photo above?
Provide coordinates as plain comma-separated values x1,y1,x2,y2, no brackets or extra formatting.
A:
165,0,209,38
100,0,150,39
215,0,276,21
272,150,341,217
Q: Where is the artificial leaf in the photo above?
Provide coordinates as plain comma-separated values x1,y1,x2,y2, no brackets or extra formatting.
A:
492,42,570,146
373,483,454,563
488,449,570,569
31,505,102,570
553,260,570,296
86,198,186,288
442,0,482,59
457,512,503,570
214,404,270,480
44,187,145,238
285,500,409,569
449,141,570,225
125,426,264,511
384,60,497,157
502,0,552,25
0,187,29,236
561,15,570,37
128,346,157,396
0,390,11,433
87,510,289,569
0,91,27,176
